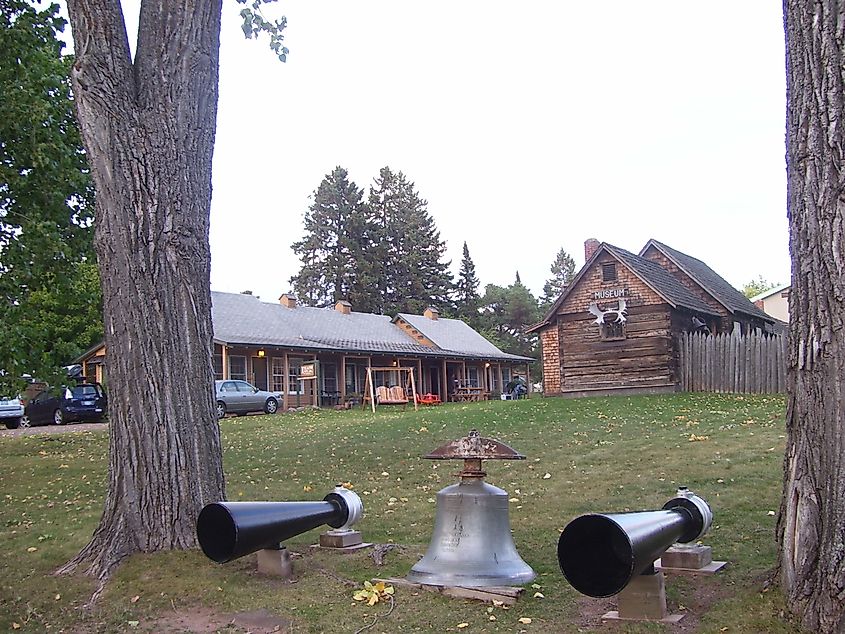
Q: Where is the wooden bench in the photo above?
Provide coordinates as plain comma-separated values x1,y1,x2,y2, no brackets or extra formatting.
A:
376,386,409,410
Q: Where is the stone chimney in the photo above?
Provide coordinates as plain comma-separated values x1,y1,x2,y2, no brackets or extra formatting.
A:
279,293,297,308
335,300,352,314
584,238,601,262
423,306,439,320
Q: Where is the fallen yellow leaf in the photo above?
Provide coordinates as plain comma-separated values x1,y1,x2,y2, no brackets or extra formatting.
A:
519,617,532,624
457,624,469,629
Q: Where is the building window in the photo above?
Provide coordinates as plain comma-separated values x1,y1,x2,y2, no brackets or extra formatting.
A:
501,367,512,386
321,362,337,393
229,355,246,381
271,358,285,392
602,263,617,282
467,366,479,387
288,358,303,394
213,354,223,380
600,321,626,341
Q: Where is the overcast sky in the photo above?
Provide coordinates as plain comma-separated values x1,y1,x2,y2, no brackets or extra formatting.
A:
126,2,788,302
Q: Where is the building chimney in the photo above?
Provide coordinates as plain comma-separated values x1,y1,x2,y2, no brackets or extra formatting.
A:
423,306,439,320
335,300,352,314
279,293,297,309
584,238,600,262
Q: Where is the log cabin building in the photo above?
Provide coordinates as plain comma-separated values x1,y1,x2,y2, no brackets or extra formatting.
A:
77,291,533,408
528,239,775,398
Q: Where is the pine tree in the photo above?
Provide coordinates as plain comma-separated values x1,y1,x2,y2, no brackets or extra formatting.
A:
366,167,453,314
540,248,577,310
290,167,365,306
478,277,540,359
455,242,480,325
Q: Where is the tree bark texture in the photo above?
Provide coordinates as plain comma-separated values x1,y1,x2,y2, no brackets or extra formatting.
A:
779,2,845,632
59,0,225,582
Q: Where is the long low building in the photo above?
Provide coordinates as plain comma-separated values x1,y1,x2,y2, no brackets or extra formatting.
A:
77,291,534,408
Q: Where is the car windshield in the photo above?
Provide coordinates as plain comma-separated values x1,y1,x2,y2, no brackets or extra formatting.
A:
69,385,102,398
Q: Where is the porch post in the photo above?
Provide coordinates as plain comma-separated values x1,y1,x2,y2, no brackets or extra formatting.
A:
222,344,229,380
340,355,347,403
283,353,289,411
441,359,448,402
526,363,531,396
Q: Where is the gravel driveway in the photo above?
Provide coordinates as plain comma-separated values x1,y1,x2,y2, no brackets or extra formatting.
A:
0,422,107,438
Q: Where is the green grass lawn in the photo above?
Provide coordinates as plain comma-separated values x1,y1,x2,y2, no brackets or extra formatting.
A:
0,393,803,633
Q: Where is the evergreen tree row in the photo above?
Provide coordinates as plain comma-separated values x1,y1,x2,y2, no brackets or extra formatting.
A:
290,165,578,362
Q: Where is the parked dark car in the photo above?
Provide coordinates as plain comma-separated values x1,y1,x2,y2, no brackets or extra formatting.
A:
21,383,107,427
215,380,283,419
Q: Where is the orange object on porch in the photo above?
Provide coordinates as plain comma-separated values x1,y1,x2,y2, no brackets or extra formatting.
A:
416,393,442,406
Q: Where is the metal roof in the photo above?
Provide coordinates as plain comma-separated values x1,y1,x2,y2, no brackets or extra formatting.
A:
397,313,533,361
212,292,532,361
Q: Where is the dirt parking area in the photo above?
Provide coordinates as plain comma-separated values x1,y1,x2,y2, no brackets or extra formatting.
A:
0,422,107,438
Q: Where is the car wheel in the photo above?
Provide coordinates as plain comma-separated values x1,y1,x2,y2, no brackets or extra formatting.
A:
216,401,226,419
5,417,21,430
54,409,65,425
264,398,278,414
19,415,31,429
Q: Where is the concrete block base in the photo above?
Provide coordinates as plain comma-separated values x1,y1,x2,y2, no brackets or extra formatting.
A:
616,571,669,621
661,544,712,569
319,530,363,548
257,547,292,578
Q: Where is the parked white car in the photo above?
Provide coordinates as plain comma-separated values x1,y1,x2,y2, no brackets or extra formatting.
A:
0,396,24,429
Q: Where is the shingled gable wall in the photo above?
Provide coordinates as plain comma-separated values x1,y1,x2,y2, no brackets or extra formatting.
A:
540,328,560,394
546,250,679,396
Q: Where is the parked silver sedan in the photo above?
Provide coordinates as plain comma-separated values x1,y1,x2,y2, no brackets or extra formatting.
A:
0,395,24,429
214,380,283,419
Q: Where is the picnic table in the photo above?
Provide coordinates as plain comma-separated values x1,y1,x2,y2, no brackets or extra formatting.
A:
452,387,487,402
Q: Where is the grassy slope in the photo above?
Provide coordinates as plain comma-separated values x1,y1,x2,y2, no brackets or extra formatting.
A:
0,394,803,633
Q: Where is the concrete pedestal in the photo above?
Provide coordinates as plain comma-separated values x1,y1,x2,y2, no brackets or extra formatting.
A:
257,547,292,578
618,571,668,620
661,544,712,569
319,529,363,549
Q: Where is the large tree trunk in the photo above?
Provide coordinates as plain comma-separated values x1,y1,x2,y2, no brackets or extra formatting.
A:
778,2,845,632
58,0,225,585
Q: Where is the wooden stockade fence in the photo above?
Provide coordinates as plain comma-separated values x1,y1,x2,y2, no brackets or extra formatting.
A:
677,331,787,394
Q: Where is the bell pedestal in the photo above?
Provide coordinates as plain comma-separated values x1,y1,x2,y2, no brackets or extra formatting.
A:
407,479,536,587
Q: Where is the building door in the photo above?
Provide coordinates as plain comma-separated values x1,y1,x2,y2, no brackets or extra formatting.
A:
428,367,441,397
252,357,268,390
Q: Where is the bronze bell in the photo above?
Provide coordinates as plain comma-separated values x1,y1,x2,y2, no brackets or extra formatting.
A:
407,429,536,587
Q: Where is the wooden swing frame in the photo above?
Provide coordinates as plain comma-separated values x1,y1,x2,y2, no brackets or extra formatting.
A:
361,367,419,413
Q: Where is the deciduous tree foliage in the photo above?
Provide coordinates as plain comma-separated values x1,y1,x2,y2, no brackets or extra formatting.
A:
0,0,101,393
57,0,236,583
778,2,845,632
741,275,778,299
